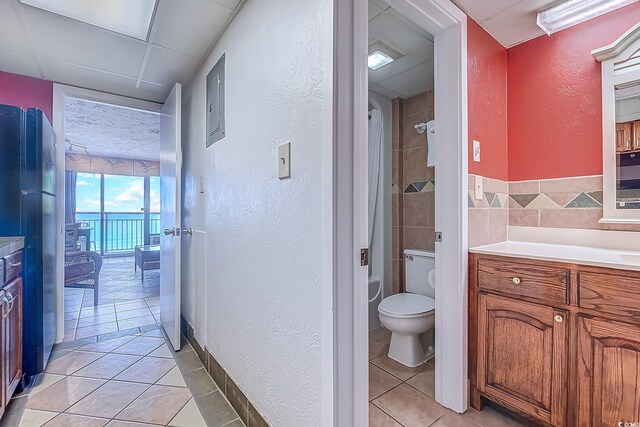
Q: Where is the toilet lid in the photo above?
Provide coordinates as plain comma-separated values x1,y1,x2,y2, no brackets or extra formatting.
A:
378,293,435,317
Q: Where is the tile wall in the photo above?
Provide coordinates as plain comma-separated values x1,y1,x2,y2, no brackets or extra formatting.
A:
392,90,435,294
467,174,509,248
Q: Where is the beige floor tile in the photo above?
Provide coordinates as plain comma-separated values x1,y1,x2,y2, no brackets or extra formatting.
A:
67,380,149,419
141,329,163,338
156,366,187,387
463,406,526,427
370,338,389,361
77,313,118,328
144,297,160,307
147,344,172,358
115,308,153,321
406,365,435,398
112,337,165,356
369,403,402,427
431,413,483,427
370,328,392,345
370,354,427,381
75,322,120,340
18,409,58,427
63,329,76,342
117,315,157,330
43,413,109,426
80,305,115,319
78,336,136,353
115,301,148,312
168,398,207,427
72,353,142,380
115,385,192,425
27,376,106,412
114,356,176,384
30,373,66,397
45,351,105,376
369,364,401,401
373,384,446,427
105,421,158,427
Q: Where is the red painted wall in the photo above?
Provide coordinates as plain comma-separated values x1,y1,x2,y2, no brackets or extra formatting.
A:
467,18,508,181
0,71,53,121
507,4,640,181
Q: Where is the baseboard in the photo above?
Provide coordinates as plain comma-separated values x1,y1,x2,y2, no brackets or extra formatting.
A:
181,316,269,427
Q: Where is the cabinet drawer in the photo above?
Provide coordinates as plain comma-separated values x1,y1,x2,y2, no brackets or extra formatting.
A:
3,251,22,284
579,271,640,319
477,258,569,304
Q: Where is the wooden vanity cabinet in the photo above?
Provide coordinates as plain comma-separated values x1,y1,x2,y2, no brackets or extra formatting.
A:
616,122,633,152
0,250,23,420
470,253,640,427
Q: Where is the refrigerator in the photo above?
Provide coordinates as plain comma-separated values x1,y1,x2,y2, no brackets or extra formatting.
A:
0,105,57,383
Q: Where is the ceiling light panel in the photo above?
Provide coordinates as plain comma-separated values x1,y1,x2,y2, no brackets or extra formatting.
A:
19,0,158,41
537,0,638,35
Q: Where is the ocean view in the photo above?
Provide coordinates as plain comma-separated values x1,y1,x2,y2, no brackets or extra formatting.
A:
76,212,161,252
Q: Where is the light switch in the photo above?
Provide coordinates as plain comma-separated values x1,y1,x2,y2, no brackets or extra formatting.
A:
278,142,291,179
199,175,205,194
473,140,481,162
474,175,483,200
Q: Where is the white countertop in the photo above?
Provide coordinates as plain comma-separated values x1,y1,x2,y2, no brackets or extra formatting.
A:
0,237,24,259
470,241,640,272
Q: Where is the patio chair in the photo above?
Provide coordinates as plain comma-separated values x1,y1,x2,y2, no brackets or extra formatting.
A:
65,222,81,252
64,251,103,306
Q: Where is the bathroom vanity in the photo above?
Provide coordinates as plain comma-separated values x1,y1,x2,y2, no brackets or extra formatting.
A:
468,242,640,427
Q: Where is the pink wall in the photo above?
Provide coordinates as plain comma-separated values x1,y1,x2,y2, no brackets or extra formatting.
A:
0,71,53,121
467,19,508,181
507,4,640,181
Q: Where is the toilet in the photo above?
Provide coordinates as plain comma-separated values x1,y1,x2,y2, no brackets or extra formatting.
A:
378,249,435,367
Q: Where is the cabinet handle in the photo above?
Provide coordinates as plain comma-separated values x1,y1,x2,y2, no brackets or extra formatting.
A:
1,295,8,320
512,277,521,285
10,262,21,268
554,314,564,323
5,291,13,314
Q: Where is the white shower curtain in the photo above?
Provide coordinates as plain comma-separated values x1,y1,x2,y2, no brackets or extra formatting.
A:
368,108,383,247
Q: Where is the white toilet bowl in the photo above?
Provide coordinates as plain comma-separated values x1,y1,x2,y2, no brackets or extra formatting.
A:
378,292,435,367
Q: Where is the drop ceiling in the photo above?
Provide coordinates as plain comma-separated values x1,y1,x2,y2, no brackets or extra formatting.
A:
65,98,160,161
452,0,568,47
0,0,244,103
368,0,434,99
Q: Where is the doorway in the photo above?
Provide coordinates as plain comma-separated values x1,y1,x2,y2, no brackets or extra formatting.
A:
52,85,169,345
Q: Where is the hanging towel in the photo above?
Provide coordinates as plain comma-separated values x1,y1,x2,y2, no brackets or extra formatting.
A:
368,108,383,247
426,120,436,167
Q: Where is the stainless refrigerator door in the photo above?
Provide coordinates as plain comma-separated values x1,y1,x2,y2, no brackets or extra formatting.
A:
42,192,56,365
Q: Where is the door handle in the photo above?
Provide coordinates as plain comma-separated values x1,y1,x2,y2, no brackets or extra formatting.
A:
163,228,176,236
181,228,193,237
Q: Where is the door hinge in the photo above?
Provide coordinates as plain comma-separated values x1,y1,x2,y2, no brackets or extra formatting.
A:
361,248,369,266
435,231,442,242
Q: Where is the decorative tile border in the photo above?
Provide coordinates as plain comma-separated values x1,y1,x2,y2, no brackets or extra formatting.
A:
403,180,435,193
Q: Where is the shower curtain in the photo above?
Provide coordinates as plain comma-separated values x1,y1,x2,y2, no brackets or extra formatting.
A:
368,108,382,246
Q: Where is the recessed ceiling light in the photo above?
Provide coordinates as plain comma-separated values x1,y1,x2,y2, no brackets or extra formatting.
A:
19,0,158,41
368,40,404,70
537,0,638,35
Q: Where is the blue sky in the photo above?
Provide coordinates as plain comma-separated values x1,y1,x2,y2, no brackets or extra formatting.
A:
76,173,160,213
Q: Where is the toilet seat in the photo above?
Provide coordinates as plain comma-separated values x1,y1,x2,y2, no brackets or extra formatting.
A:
378,293,435,318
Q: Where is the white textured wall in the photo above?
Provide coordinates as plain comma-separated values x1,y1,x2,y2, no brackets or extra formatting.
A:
181,0,329,425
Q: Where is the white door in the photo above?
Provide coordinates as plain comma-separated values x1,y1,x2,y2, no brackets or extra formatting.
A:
159,83,182,350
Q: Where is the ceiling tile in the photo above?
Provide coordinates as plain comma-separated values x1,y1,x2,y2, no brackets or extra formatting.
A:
370,0,391,11
370,82,402,100
0,1,31,53
20,4,146,78
452,0,523,21
152,0,232,58
134,81,170,104
377,59,434,98
210,0,241,10
369,2,384,21
43,59,139,98
0,48,41,79
142,46,200,87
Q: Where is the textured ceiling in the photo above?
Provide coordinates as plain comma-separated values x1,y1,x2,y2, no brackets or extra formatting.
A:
65,98,160,161
0,0,244,103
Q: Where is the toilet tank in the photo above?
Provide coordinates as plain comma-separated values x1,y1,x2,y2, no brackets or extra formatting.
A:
404,249,435,298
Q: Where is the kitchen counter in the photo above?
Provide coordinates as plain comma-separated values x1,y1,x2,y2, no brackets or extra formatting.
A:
0,237,24,259
470,240,640,272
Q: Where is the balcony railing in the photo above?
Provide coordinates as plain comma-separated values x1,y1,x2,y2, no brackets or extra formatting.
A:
76,212,160,255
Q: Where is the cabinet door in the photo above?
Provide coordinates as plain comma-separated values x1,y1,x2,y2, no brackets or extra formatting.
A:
577,316,640,426
2,279,22,398
0,289,5,419
633,121,640,150
477,293,567,426
616,123,632,152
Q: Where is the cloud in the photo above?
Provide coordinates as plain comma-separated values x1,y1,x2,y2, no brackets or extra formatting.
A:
76,180,91,186
114,181,144,203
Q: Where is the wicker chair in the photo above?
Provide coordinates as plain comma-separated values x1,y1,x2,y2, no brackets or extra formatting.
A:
64,251,103,306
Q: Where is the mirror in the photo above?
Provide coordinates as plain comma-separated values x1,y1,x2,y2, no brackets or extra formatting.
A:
615,88,640,209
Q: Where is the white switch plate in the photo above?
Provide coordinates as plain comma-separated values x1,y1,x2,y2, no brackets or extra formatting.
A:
474,175,483,200
199,175,205,193
473,140,480,162
278,142,291,179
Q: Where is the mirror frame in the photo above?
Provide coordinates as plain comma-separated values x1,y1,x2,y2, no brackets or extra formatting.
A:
593,22,640,224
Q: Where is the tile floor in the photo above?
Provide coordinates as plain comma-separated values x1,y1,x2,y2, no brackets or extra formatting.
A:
369,328,528,427
64,258,161,342
2,327,245,427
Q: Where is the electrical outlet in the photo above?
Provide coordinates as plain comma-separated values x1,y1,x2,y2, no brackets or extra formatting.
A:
473,140,481,162
474,175,483,200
